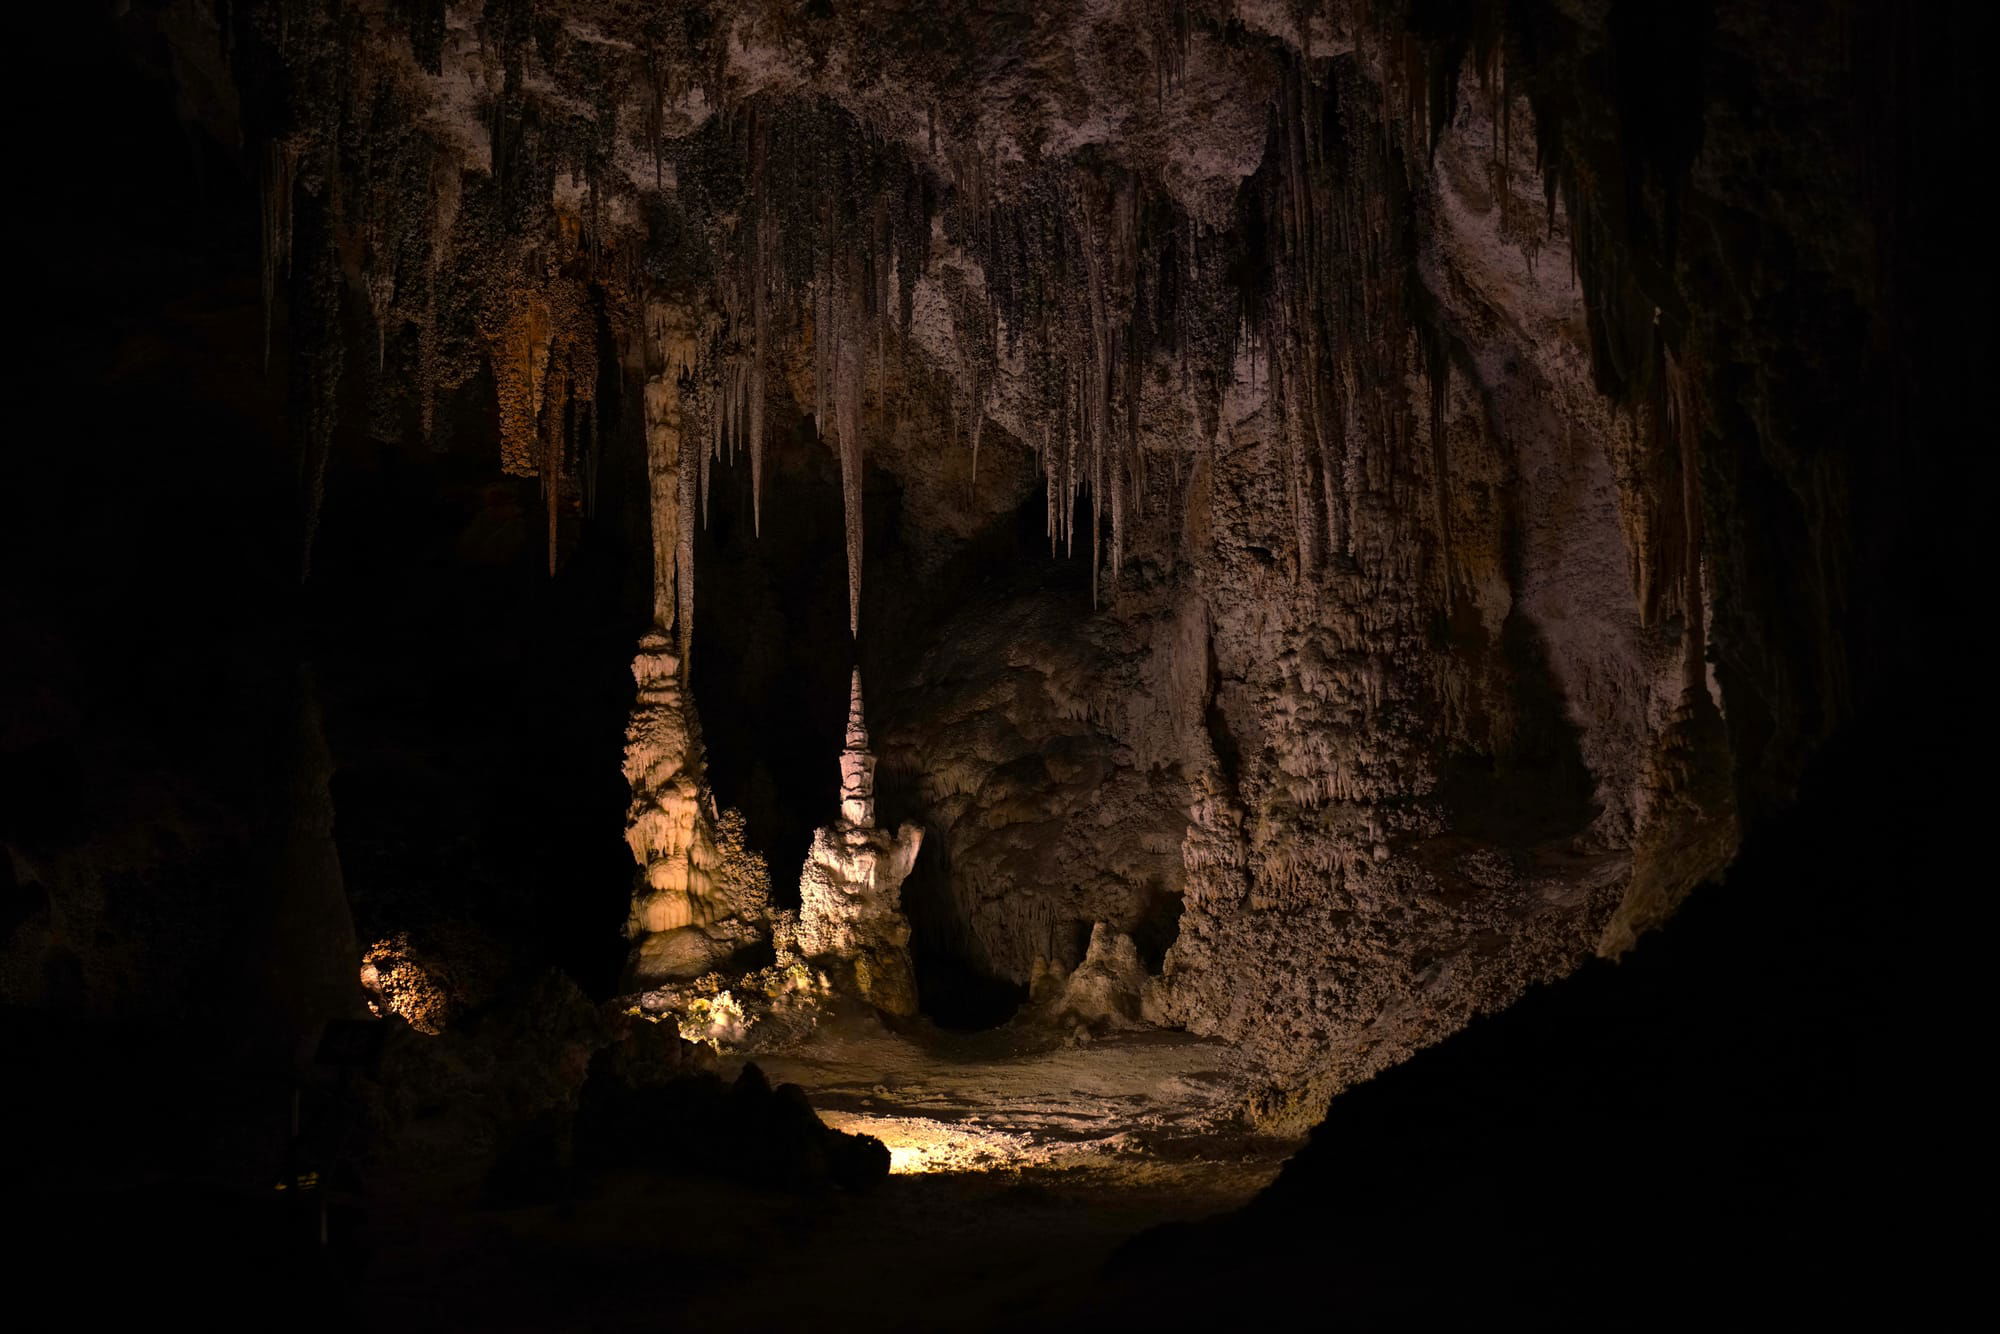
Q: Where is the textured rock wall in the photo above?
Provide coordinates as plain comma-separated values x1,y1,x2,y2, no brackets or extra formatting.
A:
187,0,1879,1100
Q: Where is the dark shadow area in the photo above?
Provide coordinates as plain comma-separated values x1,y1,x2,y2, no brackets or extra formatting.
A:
1432,601,1602,848
307,431,647,997
1093,693,1959,1324
1129,880,1184,975
688,411,854,908
896,837,1034,1030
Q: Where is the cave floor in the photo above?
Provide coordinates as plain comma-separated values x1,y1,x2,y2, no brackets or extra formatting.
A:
735,1022,1296,1185
359,1026,1295,1330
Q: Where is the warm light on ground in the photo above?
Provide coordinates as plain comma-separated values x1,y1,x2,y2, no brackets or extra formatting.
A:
740,1026,1295,1189
816,1110,1032,1175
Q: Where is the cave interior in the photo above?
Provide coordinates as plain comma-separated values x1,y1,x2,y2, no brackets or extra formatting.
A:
1,1,1978,1327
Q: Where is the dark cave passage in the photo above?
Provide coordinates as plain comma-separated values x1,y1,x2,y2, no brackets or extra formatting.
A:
306,404,650,998
872,478,1101,1031
688,411,855,912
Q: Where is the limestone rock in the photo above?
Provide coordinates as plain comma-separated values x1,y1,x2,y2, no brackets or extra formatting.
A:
621,635,771,987
1036,923,1168,1036
797,671,923,1016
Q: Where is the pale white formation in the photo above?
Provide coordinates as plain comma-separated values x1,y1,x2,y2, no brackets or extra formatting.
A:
1030,923,1168,1036
796,671,923,1016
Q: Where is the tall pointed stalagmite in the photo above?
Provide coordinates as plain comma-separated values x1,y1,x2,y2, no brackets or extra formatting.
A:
840,667,874,824
798,667,923,1015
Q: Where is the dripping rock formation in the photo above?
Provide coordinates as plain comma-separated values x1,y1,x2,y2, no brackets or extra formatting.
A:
622,634,772,986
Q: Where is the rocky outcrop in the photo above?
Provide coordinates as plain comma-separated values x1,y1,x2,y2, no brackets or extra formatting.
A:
578,1054,890,1194
1031,923,1167,1037
362,974,887,1199
796,671,922,1015
359,924,506,1036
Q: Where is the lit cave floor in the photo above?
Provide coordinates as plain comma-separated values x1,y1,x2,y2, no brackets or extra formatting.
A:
738,1022,1295,1185
361,1025,1297,1331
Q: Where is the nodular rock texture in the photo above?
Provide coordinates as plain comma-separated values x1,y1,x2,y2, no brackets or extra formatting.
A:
76,0,1892,1111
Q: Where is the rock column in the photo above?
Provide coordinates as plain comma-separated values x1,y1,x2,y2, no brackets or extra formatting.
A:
622,303,767,988
797,671,923,1016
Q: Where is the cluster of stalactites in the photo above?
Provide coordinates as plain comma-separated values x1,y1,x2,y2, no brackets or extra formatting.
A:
483,276,601,576
306,14,1496,621
939,154,1240,609
648,102,937,643
466,51,1431,626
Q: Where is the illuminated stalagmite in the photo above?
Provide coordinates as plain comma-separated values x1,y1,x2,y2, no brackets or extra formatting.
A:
622,305,771,988
796,671,922,1016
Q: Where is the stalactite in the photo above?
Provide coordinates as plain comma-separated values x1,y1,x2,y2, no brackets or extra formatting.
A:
293,184,343,584
835,290,866,638
237,9,1564,628
748,141,769,535
543,379,563,576
1664,344,1707,691
1148,0,1193,103
1426,336,1454,597
968,396,985,506
488,292,555,478
677,363,699,669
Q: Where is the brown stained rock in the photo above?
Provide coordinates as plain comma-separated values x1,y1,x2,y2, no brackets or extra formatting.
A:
621,635,773,989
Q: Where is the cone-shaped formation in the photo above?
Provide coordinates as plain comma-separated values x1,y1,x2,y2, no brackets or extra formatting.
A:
844,669,869,750
797,669,922,1015
839,669,875,825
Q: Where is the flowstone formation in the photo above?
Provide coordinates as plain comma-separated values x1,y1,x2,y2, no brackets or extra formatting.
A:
796,672,922,1017
618,293,776,990
621,636,813,1050
622,634,772,987
202,0,1872,1111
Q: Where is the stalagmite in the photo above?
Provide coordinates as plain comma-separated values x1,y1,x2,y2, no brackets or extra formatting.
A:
621,634,772,987
796,670,923,1016
621,302,771,989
